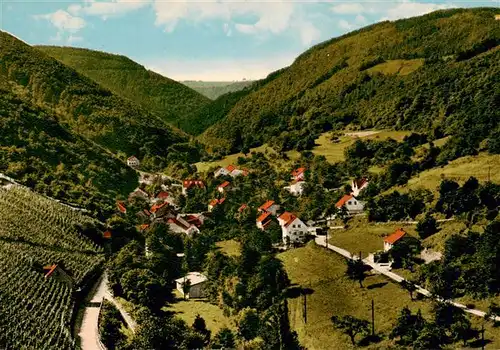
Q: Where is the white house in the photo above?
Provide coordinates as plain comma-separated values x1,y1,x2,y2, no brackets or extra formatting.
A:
256,211,272,230
383,228,407,252
175,272,208,298
217,181,231,193
127,156,140,168
167,216,200,237
278,212,309,244
258,200,280,215
214,164,248,178
284,181,306,196
351,178,369,196
335,194,365,215
129,188,149,201
291,167,306,182
208,198,226,212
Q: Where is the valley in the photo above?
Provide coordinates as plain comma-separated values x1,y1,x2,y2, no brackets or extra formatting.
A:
0,6,499,350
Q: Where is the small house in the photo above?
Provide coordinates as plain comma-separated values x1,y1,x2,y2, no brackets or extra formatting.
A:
175,272,208,298
335,194,364,215
167,216,200,237
238,203,248,213
182,180,205,196
127,156,140,168
256,211,272,230
150,201,171,218
284,181,306,196
214,164,248,178
44,264,74,287
351,177,369,196
103,230,112,239
180,213,205,228
129,188,149,201
258,200,280,215
156,191,169,201
278,212,309,244
291,167,306,182
383,228,407,252
217,181,231,193
116,201,127,214
208,198,226,212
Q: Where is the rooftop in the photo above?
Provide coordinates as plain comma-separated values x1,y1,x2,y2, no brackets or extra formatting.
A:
175,272,208,285
384,228,407,245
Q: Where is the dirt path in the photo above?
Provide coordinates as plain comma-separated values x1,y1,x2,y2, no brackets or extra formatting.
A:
345,131,380,138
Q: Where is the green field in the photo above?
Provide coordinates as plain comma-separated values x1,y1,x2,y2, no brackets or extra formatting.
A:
278,243,432,349
367,59,425,76
165,295,235,334
216,239,242,257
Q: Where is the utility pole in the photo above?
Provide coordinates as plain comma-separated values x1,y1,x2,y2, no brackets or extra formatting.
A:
303,289,307,324
481,324,485,350
371,299,375,336
488,166,491,182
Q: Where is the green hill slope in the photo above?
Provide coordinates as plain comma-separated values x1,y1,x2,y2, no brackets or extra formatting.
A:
201,8,500,155
181,80,253,100
37,46,211,134
0,85,137,218
0,31,188,168
0,186,104,349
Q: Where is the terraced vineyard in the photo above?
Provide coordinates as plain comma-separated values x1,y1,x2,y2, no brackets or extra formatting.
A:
0,186,104,349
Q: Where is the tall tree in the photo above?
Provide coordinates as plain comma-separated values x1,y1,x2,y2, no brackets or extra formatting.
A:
345,258,366,288
331,315,369,345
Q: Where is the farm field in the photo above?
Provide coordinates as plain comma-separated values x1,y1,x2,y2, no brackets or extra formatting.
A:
0,186,104,349
216,239,242,257
195,130,411,172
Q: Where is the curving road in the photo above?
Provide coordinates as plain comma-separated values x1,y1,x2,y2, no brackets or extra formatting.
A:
77,273,136,350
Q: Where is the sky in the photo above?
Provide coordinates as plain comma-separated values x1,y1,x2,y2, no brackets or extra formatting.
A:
1,0,498,81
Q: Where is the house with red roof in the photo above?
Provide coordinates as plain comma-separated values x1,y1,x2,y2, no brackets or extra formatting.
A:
167,216,200,237
256,211,273,230
43,264,73,287
208,198,226,212
150,201,171,218
182,180,205,196
116,201,127,214
238,204,248,213
278,212,309,243
156,191,169,200
335,194,364,215
214,164,248,178
384,228,408,252
127,156,140,168
291,167,306,182
258,200,280,216
217,181,231,193
103,230,112,239
351,177,369,196
179,213,205,228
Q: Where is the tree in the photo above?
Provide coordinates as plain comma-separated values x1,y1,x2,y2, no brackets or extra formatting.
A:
237,308,261,341
345,258,366,288
416,213,439,239
413,323,445,349
98,301,126,350
181,278,191,300
390,307,426,345
388,238,421,271
192,314,211,345
486,302,500,322
211,327,236,349
400,280,417,300
120,268,166,312
331,315,369,345
450,317,477,346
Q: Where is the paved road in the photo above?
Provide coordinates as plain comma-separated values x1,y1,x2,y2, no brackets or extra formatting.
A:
78,273,136,350
314,236,500,322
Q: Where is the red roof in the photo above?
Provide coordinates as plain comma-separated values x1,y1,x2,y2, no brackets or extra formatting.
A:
103,230,112,239
353,177,368,189
257,211,272,223
44,264,58,278
185,215,203,228
335,194,353,208
218,181,230,189
238,204,248,212
384,228,407,244
226,164,236,172
183,180,205,189
167,218,190,231
209,198,226,207
116,201,127,213
150,201,168,213
219,197,226,204
139,224,149,231
259,200,275,212
127,156,138,161
156,191,169,199
278,211,297,227
291,167,306,177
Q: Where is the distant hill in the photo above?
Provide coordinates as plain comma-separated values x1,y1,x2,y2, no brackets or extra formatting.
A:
0,31,189,170
0,185,104,348
0,84,137,218
181,80,254,100
37,46,211,134
200,8,500,155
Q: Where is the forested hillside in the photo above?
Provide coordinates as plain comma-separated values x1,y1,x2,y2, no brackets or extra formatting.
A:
181,80,253,100
0,85,137,218
201,8,500,157
0,31,190,169
38,46,211,134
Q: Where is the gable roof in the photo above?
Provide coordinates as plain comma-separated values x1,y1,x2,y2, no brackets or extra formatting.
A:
150,201,169,213
384,228,407,245
291,167,306,177
139,224,150,231
184,215,203,228
278,211,298,227
175,272,207,286
116,201,127,213
353,177,368,189
238,203,248,212
218,181,231,189
183,180,205,189
156,191,169,199
335,194,354,208
44,264,58,278
256,211,272,223
127,156,138,161
209,198,226,207
103,230,112,239
259,200,275,211
226,164,236,172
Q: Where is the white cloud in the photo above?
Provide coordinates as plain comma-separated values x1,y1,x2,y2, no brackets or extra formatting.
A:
338,19,355,30
34,9,86,33
331,3,364,15
68,35,84,44
77,0,150,20
295,20,321,45
145,53,296,81
383,1,455,21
